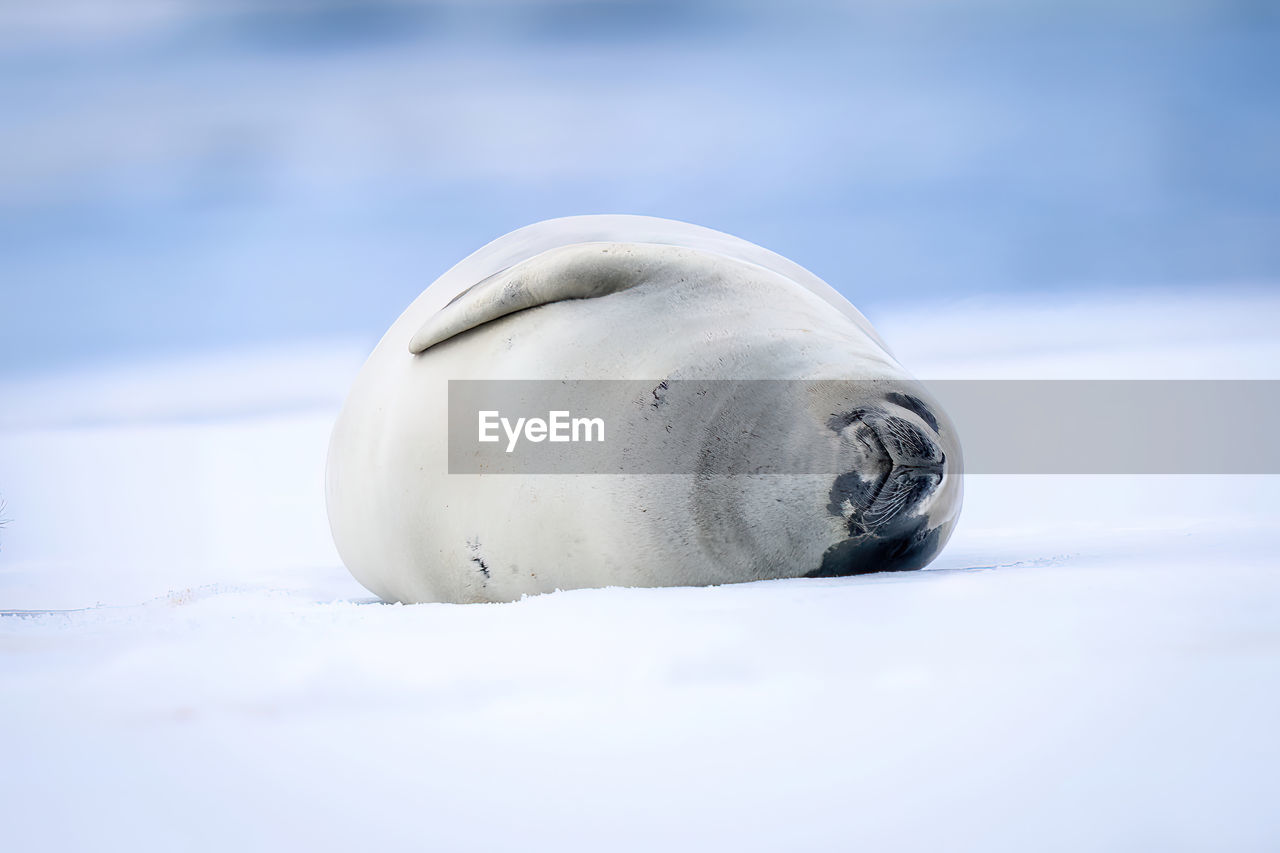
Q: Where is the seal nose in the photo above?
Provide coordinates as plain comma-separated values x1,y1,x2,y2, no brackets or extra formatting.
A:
813,394,958,579
815,410,948,578
827,408,945,534
860,414,944,528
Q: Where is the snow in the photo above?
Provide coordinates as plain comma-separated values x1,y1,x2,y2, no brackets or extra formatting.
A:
2,288,1279,851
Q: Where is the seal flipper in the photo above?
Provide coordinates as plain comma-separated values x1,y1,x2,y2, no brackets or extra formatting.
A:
409,242,675,354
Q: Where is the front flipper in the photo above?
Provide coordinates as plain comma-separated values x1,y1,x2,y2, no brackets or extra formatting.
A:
408,242,686,354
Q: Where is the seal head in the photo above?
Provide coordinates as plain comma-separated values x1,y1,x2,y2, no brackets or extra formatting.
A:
813,388,961,576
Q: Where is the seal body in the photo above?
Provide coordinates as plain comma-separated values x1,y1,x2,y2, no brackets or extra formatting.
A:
327,215,962,603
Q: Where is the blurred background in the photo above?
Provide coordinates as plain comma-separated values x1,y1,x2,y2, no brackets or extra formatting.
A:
4,8,1280,846
3,0,1278,377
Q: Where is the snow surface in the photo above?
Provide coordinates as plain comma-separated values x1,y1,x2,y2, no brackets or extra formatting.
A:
2,288,1279,851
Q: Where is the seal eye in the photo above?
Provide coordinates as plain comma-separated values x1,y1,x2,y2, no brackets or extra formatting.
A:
877,415,944,466
884,392,939,434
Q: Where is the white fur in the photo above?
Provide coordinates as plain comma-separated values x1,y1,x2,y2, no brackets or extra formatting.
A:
326,216,961,603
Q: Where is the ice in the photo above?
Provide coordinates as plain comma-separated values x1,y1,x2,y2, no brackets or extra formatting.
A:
2,287,1277,851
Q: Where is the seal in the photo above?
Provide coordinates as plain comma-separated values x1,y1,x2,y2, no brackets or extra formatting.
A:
327,215,962,603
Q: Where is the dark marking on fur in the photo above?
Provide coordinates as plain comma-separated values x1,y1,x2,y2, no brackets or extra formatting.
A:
651,379,670,409
807,517,941,578
466,537,491,579
827,470,888,525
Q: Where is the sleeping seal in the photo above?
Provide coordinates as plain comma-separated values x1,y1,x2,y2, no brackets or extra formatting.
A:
327,215,962,604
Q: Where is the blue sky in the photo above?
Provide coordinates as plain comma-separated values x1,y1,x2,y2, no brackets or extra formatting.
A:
2,0,1278,375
